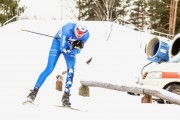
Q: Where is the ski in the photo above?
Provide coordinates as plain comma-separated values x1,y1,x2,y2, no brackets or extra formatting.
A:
54,105,87,112
21,101,38,106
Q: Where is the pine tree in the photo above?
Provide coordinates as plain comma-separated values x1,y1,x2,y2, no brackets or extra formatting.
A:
155,0,170,34
129,0,148,30
76,0,122,21
0,0,25,26
115,0,131,24
75,0,180,35
145,0,180,35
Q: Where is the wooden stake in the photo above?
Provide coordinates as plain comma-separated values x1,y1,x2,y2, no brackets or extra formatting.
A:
141,94,152,103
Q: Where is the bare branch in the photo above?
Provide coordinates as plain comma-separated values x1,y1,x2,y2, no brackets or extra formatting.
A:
96,0,106,17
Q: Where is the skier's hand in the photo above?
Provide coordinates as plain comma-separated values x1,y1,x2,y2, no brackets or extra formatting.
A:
62,47,80,55
61,43,73,54
62,48,71,54
72,40,84,50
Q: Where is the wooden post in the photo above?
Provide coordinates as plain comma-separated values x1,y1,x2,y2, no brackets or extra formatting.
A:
56,75,63,91
141,94,152,103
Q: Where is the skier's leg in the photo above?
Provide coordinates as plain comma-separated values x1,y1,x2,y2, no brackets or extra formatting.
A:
64,53,76,93
27,37,61,102
61,52,76,106
35,39,61,89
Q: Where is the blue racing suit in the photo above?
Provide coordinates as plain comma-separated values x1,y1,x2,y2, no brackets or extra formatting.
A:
34,22,90,93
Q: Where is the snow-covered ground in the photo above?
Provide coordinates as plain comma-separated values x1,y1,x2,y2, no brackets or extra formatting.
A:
0,19,180,120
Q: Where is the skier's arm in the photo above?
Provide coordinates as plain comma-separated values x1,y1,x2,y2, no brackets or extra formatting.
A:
59,27,69,52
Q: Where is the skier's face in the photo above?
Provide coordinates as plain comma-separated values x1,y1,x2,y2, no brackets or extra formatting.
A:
75,27,86,38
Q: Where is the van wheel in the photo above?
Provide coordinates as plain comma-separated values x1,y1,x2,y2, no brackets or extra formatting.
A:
164,84,180,104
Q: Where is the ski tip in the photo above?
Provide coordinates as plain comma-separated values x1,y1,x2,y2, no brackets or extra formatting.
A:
55,105,88,112
21,101,38,106
22,101,32,105
20,28,23,31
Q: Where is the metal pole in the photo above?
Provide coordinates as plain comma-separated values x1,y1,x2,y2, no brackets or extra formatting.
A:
61,0,63,20
21,29,60,40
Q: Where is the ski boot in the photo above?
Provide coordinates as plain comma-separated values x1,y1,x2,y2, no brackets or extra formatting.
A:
61,92,71,107
27,88,38,102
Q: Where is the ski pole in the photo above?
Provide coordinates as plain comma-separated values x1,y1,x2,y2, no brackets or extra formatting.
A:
20,29,60,40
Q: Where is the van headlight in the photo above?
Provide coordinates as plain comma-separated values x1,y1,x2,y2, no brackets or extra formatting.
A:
146,71,162,79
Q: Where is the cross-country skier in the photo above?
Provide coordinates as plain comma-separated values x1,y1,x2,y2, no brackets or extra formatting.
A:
27,22,90,107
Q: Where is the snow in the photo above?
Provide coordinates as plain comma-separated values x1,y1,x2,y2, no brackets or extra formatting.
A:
19,0,77,20
0,19,180,120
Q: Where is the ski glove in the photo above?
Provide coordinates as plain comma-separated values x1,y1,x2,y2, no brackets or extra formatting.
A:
72,40,84,50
